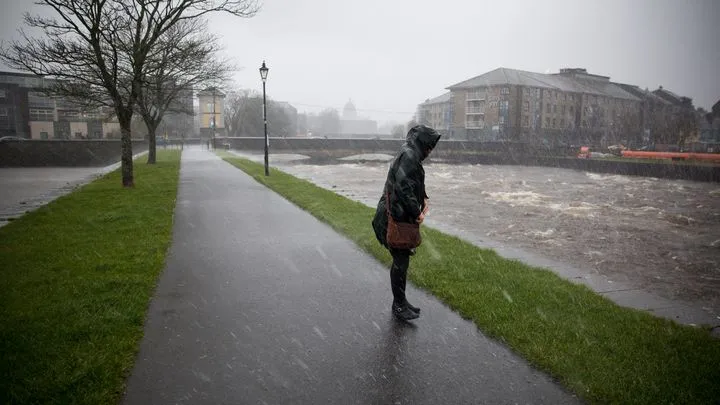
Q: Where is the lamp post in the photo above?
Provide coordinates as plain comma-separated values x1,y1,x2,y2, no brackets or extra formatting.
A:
259,61,269,176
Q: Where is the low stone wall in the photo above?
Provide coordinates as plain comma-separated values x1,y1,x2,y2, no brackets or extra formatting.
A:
222,137,720,183
432,154,720,182
0,140,149,167
216,137,577,157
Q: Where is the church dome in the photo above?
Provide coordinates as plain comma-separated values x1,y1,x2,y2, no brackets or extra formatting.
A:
343,99,357,119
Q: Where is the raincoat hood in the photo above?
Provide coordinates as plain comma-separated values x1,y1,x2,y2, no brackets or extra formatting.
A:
406,125,442,160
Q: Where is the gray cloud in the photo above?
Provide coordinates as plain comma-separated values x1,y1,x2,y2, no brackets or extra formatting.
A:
2,0,718,123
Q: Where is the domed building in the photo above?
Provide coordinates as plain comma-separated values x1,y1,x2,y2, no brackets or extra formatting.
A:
342,99,358,120
339,98,377,136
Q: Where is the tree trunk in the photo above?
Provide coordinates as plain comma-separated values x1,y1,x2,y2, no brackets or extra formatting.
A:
147,124,157,164
118,112,134,187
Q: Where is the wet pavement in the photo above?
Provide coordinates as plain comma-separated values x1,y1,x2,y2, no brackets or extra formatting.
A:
122,148,579,404
229,151,720,327
0,152,147,228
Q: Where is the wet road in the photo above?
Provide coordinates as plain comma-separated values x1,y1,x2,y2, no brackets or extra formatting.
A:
122,148,579,404
231,151,720,326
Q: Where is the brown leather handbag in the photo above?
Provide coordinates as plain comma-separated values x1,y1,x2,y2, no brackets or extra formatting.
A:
385,192,422,249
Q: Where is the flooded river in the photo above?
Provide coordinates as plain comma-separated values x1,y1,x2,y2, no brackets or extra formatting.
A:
233,151,720,318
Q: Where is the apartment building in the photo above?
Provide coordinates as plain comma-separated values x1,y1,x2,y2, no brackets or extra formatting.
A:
434,67,695,148
198,87,226,138
0,71,121,140
417,92,453,136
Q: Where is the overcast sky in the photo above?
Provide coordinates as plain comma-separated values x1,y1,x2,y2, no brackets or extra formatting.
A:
1,0,718,124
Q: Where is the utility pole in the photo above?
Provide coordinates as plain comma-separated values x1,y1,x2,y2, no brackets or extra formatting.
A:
212,88,216,150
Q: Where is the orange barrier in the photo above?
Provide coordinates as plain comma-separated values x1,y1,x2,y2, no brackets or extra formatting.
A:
621,150,720,161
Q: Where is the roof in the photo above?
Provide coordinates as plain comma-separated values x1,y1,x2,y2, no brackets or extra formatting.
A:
197,87,225,97
420,92,452,106
652,86,690,106
446,67,641,101
612,83,672,105
0,70,43,78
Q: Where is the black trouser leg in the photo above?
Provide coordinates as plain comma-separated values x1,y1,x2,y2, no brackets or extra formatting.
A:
390,249,411,306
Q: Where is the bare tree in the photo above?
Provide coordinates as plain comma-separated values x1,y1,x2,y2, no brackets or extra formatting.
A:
224,88,292,137
614,109,642,147
225,89,263,137
1,0,258,187
137,18,234,164
672,98,698,149
316,108,341,136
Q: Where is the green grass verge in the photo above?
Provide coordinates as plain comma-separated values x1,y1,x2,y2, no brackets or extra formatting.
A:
219,152,720,405
0,150,181,404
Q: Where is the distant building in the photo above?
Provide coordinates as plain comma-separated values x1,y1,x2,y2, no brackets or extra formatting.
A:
197,87,226,139
437,67,696,148
339,99,377,135
699,98,720,145
0,70,119,139
417,92,453,136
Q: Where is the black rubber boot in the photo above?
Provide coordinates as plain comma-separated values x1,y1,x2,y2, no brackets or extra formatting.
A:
406,302,420,314
392,302,419,321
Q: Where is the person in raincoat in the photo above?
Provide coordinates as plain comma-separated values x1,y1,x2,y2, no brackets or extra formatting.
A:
372,125,441,321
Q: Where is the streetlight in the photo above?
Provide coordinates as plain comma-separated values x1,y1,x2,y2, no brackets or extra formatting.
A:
259,61,270,176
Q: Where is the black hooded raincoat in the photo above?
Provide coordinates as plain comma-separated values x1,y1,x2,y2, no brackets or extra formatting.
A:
372,126,441,249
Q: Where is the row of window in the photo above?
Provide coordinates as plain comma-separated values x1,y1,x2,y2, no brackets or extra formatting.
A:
519,116,574,129
30,108,54,121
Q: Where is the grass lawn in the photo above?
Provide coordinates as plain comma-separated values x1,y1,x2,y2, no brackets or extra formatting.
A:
219,152,720,405
0,150,181,405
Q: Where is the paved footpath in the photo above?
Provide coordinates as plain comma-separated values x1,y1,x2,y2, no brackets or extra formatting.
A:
122,148,580,405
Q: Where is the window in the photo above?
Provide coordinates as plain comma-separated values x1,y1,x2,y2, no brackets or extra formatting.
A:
523,101,529,112
0,89,6,98
553,104,557,113
570,106,574,114
499,116,505,124
523,116,529,127
552,118,556,128
561,119,565,127
206,102,213,112
28,92,53,108
0,107,7,117
546,104,551,113
74,132,82,139
29,108,53,121
40,132,49,139
545,117,550,128
562,105,566,114
59,110,80,120
501,87,510,95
